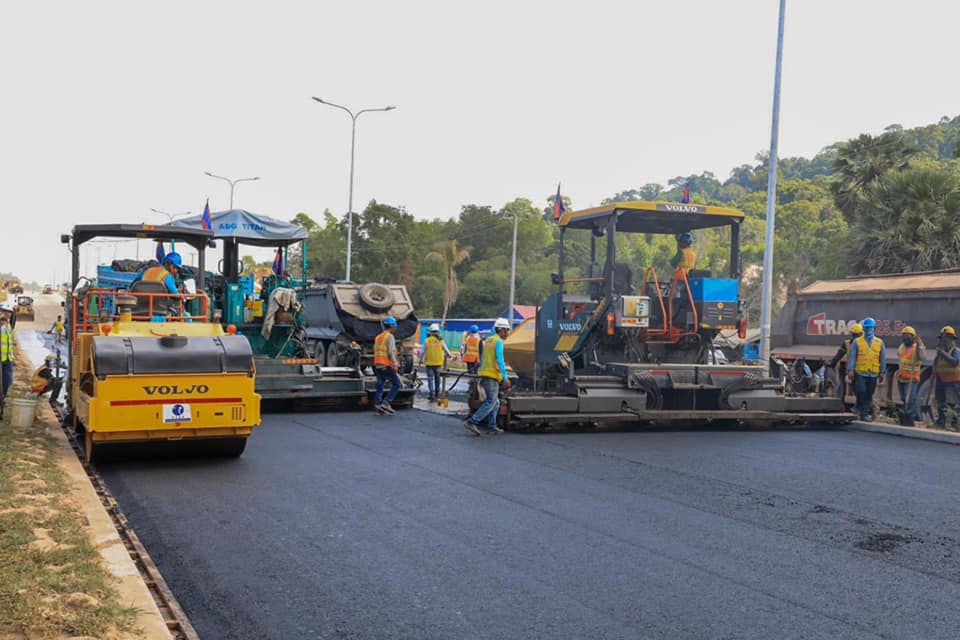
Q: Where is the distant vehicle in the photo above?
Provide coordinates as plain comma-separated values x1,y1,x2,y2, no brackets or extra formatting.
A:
7,279,23,294
15,295,34,321
42,284,53,295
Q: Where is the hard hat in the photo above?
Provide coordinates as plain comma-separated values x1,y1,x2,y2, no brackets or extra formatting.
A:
901,326,917,336
383,316,397,327
678,232,693,244
850,323,863,335
470,324,479,333
428,323,441,333
861,317,876,329
941,325,956,337
44,354,57,363
164,252,182,268
494,317,511,330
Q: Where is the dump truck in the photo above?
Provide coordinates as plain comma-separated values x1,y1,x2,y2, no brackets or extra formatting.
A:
170,209,418,407
771,268,960,418
61,224,261,462
495,201,848,430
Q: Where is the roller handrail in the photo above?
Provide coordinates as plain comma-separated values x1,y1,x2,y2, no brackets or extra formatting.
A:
70,288,212,343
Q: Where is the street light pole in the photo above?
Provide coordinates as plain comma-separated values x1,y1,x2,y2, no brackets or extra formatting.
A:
508,211,519,327
204,172,260,209
312,97,396,282
759,0,787,373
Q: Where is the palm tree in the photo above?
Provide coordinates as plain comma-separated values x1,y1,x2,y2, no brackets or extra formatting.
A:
425,240,471,325
831,131,918,222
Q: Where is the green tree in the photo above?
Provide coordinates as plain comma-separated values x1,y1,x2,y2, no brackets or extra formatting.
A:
830,131,919,222
425,240,471,324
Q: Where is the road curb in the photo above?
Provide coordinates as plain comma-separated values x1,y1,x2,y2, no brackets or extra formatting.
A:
844,420,960,445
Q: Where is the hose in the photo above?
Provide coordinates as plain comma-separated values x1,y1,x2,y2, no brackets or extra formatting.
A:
630,372,663,410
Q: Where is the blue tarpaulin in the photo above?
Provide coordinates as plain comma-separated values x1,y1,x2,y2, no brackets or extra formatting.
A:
171,209,307,246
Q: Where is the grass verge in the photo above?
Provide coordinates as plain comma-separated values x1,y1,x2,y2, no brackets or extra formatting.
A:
0,355,140,638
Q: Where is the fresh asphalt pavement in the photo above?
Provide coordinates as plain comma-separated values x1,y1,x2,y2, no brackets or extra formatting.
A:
99,410,960,640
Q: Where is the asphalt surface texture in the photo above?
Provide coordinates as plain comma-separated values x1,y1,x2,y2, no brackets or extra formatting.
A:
99,409,960,640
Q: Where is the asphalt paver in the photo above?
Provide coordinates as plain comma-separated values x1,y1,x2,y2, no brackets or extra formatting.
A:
99,410,960,640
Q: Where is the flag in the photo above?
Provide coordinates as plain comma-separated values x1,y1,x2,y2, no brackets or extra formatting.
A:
155,240,165,263
272,247,284,276
681,183,691,204
552,183,566,221
201,199,212,231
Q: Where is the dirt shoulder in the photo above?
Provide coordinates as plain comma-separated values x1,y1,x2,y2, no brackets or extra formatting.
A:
1,337,171,638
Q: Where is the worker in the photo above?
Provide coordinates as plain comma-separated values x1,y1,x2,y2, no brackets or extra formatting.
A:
47,315,65,345
136,252,182,295
0,314,14,400
461,325,481,374
373,316,401,415
31,354,63,406
464,317,511,436
933,326,960,430
896,326,925,425
420,323,453,402
670,232,696,276
829,323,863,400
847,317,886,422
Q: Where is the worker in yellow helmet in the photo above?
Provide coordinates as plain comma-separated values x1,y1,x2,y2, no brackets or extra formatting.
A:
933,326,960,430
895,326,925,425
829,322,863,401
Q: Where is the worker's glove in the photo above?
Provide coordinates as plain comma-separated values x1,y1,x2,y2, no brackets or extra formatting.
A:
502,379,512,389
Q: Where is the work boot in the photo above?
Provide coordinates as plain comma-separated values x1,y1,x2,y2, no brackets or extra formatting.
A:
380,401,396,415
486,425,504,435
463,421,482,436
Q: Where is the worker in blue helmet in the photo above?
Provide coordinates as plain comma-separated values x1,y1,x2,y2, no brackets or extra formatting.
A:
135,252,182,295
461,324,482,374
670,233,696,275
847,316,886,421
373,316,401,415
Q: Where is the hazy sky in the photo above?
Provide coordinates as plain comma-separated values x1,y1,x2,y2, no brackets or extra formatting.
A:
2,0,957,284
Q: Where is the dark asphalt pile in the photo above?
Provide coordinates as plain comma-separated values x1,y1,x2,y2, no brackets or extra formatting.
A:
99,411,960,640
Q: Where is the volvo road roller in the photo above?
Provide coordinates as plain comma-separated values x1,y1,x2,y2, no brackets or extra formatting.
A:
495,201,850,431
61,224,261,462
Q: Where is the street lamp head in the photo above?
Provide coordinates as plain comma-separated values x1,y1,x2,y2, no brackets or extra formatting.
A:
385,106,397,111
311,97,326,104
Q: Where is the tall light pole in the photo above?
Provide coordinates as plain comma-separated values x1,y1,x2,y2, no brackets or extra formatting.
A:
204,172,260,209
312,96,396,282
508,211,519,327
759,0,787,372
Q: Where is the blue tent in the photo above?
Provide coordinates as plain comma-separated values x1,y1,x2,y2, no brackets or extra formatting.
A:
171,209,307,246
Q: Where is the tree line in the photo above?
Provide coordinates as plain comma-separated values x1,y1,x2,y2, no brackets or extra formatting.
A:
286,115,960,321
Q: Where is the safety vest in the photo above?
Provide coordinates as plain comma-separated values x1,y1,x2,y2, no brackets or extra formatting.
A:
423,336,445,367
853,336,884,375
463,334,481,363
31,367,49,393
676,248,696,273
897,344,922,382
53,320,64,333
374,331,394,368
935,348,960,382
478,335,503,382
141,266,170,283
0,328,13,362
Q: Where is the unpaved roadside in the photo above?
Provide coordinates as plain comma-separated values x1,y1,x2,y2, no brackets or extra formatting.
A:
0,296,172,639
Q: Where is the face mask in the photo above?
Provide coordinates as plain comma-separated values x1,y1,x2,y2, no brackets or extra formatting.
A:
903,337,915,346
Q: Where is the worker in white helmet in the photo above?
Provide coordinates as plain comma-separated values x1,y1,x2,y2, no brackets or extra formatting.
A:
464,317,512,436
420,323,453,402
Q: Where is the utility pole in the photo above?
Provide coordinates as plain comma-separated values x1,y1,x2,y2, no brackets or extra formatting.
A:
759,0,787,373
508,211,519,326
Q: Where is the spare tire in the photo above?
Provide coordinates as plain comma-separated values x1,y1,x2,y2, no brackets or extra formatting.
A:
358,283,395,312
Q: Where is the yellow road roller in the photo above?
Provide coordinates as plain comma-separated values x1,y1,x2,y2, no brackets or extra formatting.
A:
62,224,261,462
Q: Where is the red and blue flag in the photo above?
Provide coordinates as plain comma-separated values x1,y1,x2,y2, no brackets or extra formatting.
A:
553,183,566,221
681,183,691,204
155,240,165,263
272,247,284,276
201,199,212,231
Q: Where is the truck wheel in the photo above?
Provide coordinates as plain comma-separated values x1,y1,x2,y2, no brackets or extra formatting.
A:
326,342,341,367
358,283,395,312
312,340,326,364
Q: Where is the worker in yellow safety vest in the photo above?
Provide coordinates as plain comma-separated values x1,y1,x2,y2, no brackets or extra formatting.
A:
670,232,696,276
47,315,65,345
463,317,512,436
420,323,453,402
933,325,960,430
461,324,481,375
896,326,925,425
847,317,886,422
373,316,401,415
0,314,14,400
829,322,863,400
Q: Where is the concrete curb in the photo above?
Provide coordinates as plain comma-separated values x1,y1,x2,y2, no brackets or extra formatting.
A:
38,403,173,639
844,420,960,445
